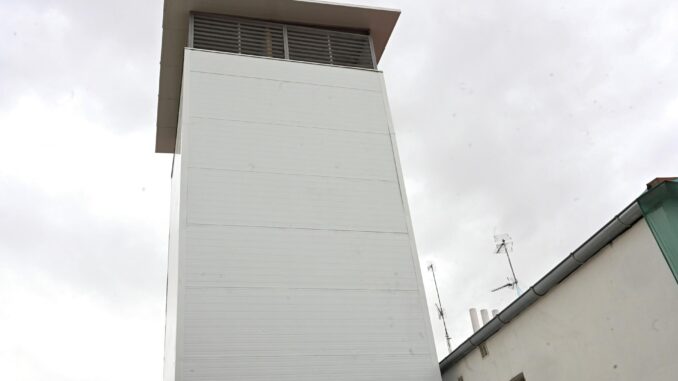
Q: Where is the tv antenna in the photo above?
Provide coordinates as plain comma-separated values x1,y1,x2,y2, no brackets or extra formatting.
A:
492,234,521,296
427,263,452,353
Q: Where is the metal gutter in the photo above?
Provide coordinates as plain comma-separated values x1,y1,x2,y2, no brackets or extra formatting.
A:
439,200,644,372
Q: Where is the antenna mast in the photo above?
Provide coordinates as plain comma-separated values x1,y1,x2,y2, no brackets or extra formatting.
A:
492,234,521,296
427,264,452,353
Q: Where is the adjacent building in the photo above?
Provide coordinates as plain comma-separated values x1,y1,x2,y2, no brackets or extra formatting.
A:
440,178,678,381
156,1,442,380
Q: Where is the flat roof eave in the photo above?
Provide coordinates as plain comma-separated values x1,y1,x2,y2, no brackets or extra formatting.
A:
155,0,401,153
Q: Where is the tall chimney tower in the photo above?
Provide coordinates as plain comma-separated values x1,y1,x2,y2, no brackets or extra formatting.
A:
157,1,441,380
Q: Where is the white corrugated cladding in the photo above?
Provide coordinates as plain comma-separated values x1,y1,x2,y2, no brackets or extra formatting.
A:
165,49,441,381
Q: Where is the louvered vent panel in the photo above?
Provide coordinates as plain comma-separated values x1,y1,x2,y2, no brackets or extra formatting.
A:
287,26,374,69
193,14,285,59
191,14,376,70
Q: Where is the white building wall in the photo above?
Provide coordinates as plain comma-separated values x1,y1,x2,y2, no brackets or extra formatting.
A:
443,220,678,381
163,153,180,381
164,75,189,381
165,49,442,381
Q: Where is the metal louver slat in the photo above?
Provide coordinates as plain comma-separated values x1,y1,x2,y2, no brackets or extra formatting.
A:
286,37,371,52
285,40,372,57
286,25,374,69
190,13,376,70
193,14,285,59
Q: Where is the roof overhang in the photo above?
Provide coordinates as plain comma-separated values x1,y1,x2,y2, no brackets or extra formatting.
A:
155,0,401,153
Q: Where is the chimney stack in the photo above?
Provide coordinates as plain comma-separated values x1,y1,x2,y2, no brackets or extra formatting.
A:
480,309,490,325
469,308,481,332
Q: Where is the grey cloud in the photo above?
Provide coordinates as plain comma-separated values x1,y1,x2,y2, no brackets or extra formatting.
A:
0,179,167,304
361,0,678,354
0,0,163,133
1,0,677,364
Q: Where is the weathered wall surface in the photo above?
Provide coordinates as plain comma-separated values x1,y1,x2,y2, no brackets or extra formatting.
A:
443,220,678,381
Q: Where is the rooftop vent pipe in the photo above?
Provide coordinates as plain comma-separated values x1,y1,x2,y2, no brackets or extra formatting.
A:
469,309,480,333
480,309,490,325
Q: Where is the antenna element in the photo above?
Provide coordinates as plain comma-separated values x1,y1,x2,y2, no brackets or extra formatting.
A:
427,263,452,353
492,234,521,296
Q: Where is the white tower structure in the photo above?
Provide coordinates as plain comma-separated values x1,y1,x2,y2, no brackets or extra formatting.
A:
157,1,442,380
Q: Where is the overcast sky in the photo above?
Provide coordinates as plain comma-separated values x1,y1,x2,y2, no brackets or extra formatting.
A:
1,0,677,379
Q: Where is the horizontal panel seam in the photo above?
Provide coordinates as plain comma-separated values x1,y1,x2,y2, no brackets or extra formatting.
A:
190,69,382,93
187,48,384,74
184,222,410,234
180,353,433,359
183,285,419,291
186,166,398,183
188,116,390,136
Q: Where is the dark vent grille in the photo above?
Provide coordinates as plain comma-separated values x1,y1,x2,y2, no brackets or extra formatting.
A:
190,13,376,70
193,14,285,59
287,26,374,69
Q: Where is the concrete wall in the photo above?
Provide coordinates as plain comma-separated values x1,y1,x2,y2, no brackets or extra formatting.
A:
442,220,678,381
164,49,442,381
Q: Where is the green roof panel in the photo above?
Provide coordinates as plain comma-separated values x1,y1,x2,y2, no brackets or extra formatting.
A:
639,180,678,284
